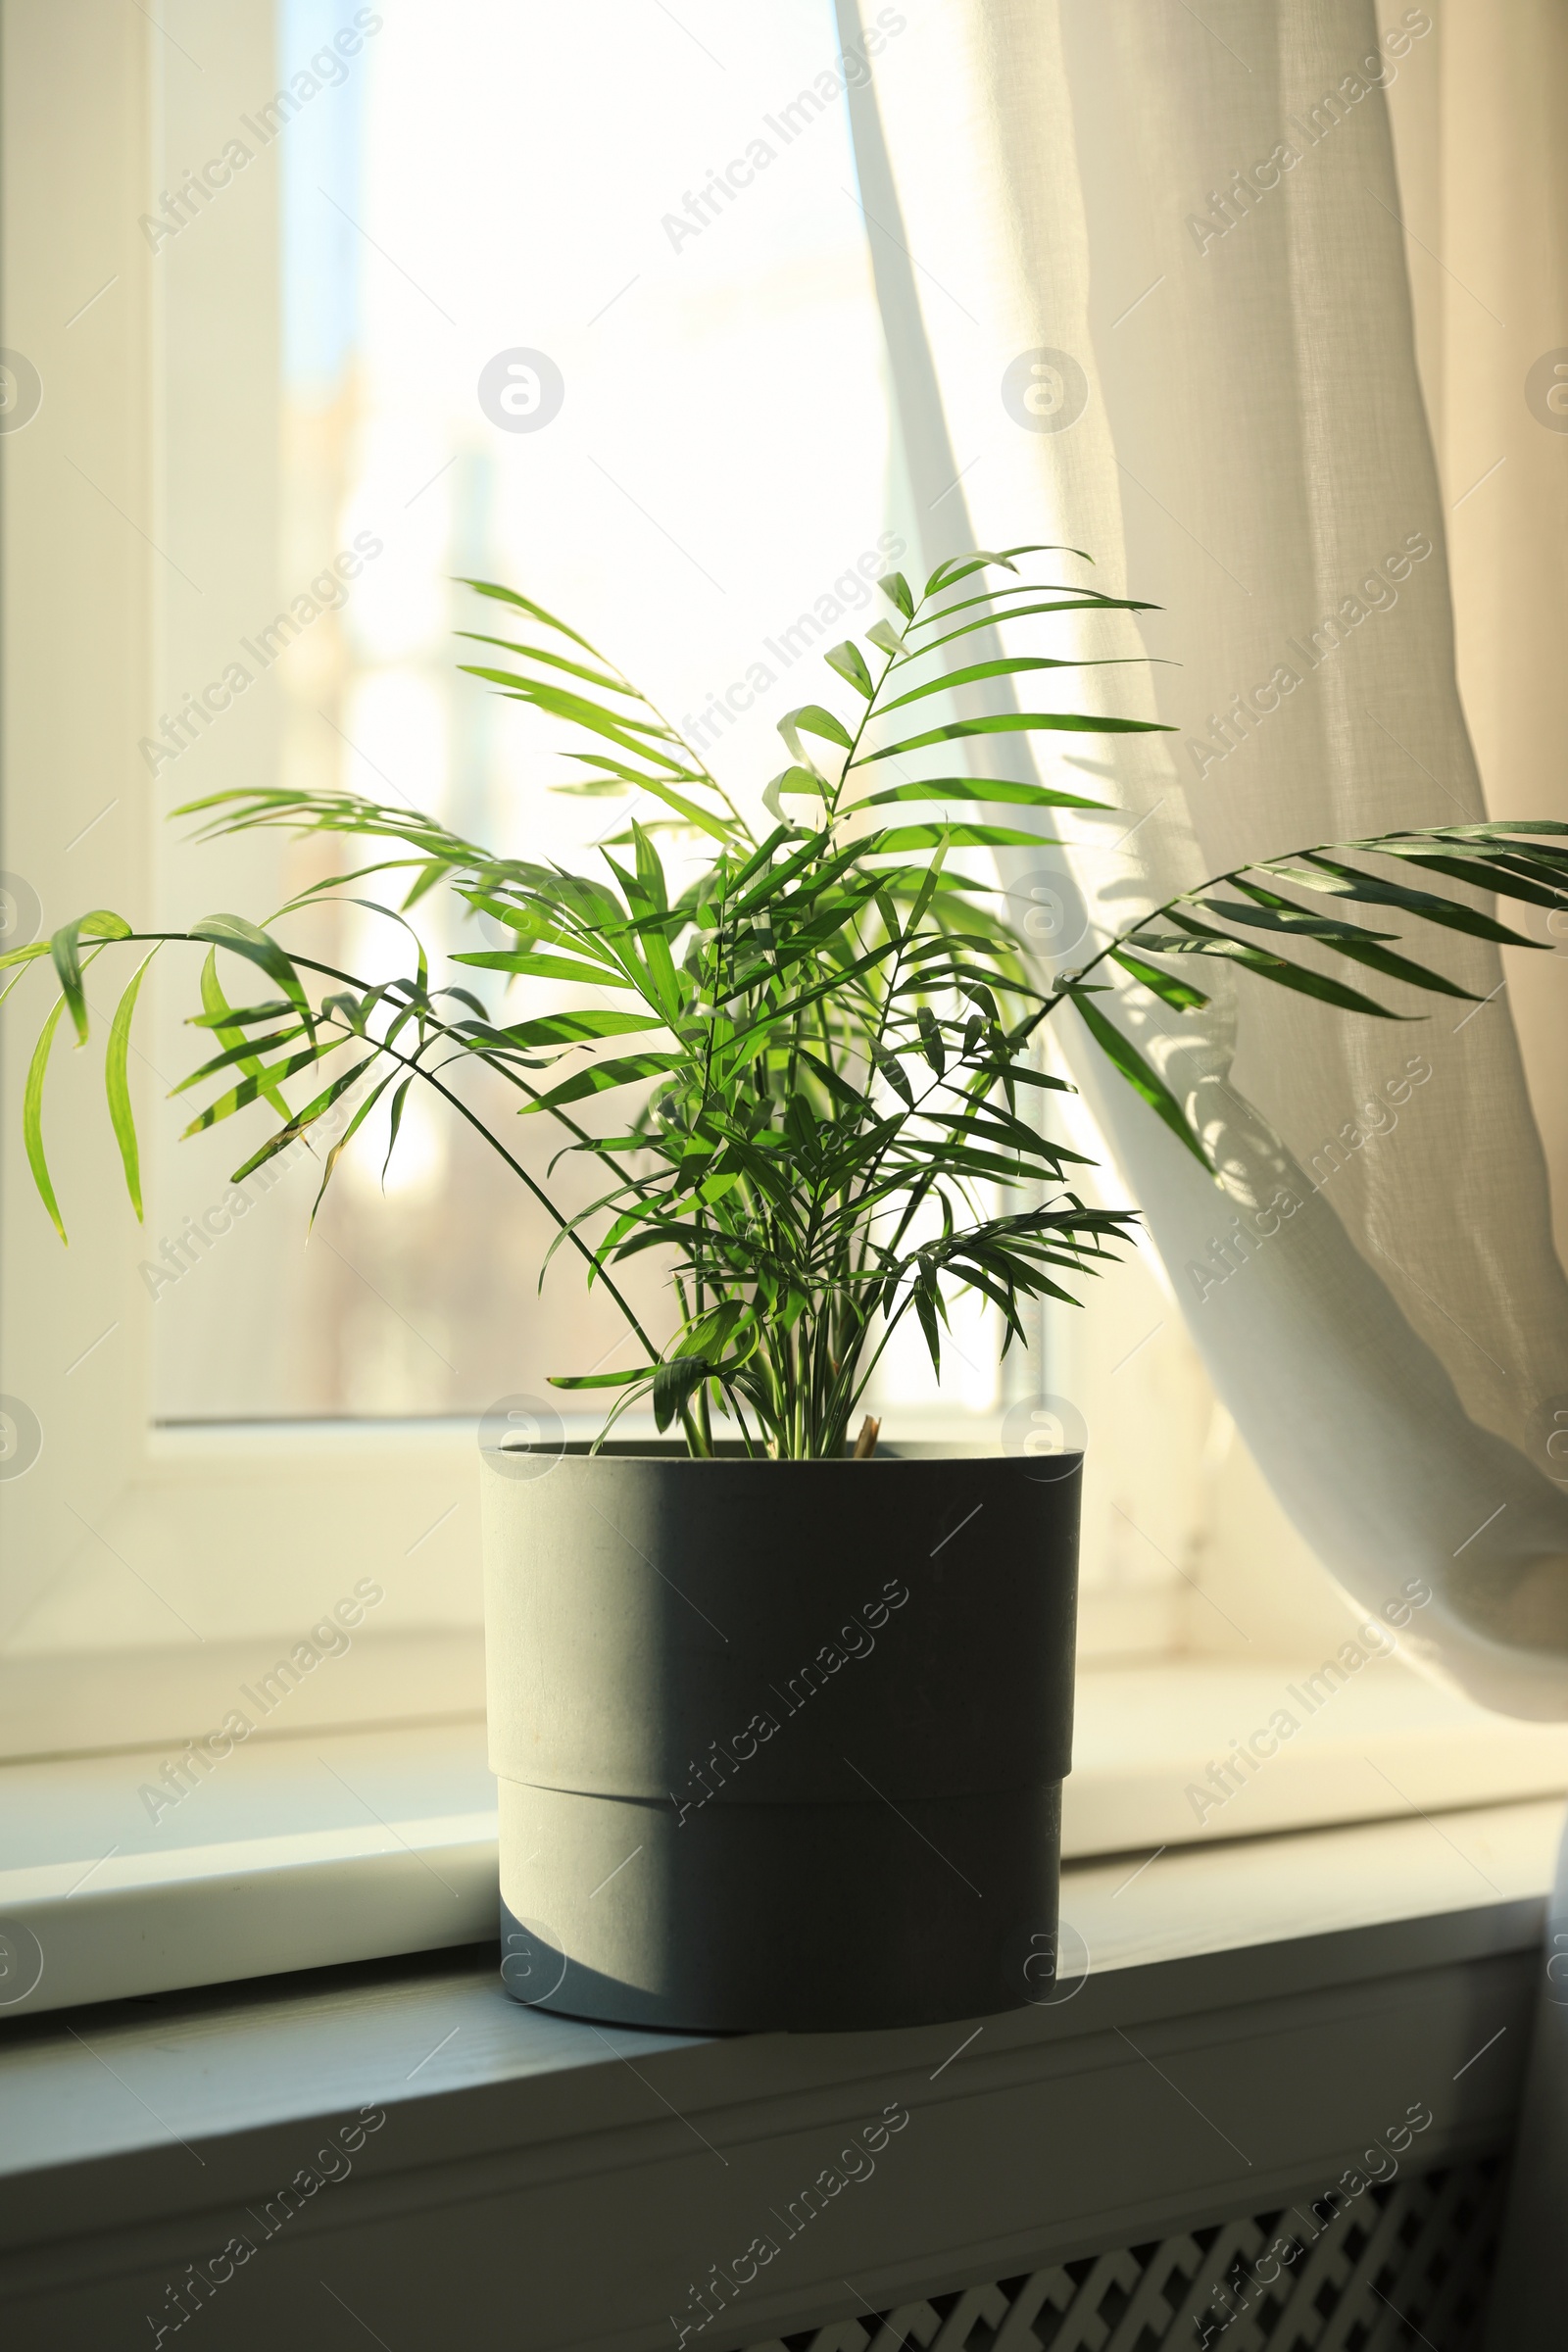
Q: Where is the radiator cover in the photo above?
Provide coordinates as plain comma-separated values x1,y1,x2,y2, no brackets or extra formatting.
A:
747,2156,1504,2352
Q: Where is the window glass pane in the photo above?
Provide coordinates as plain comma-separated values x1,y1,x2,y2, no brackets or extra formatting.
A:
141,1,1197,1653
152,0,900,1421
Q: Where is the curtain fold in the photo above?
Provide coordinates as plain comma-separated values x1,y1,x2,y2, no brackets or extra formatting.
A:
839,0,1568,1715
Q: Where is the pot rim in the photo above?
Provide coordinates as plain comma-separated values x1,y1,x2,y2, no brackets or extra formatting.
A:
485,1438,1084,1466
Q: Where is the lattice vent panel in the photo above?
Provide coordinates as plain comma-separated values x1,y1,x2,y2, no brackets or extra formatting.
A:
748,2156,1505,2352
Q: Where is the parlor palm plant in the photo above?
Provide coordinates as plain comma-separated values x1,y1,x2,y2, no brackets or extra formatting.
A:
7,543,1565,1460
14,539,1568,2033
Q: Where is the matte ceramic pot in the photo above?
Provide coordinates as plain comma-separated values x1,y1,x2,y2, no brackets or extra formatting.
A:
481,1442,1080,2032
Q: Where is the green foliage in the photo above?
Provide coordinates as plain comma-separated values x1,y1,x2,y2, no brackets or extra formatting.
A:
6,547,1565,1455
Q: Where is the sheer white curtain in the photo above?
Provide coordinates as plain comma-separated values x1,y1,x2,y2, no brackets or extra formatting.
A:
838,0,1568,1711
837,0,1568,2317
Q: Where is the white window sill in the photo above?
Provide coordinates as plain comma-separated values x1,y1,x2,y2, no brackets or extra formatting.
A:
0,1794,1555,2348
7,1796,1557,2167
4,1658,1567,2018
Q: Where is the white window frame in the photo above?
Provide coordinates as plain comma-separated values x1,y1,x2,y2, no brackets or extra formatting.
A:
0,1,493,1760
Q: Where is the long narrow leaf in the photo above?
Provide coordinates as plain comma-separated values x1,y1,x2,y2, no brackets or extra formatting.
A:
620,774,741,844
24,996,71,1240
878,655,1157,713
1107,949,1211,1010
453,631,641,698
824,641,875,700
503,1010,665,1048
199,951,297,1121
49,910,131,1044
908,583,1157,631
191,914,309,1010
855,711,1172,766
381,1074,416,1187
0,939,52,974
451,949,624,985
519,1051,682,1115
861,824,1063,853
456,577,612,662
1067,989,1206,1165
1165,913,1406,1017
906,598,1160,663
105,950,158,1217
846,776,1112,812
181,1040,340,1137
228,1055,379,1183
170,1024,310,1094
1277,858,1535,948
308,1073,396,1229
1374,848,1567,910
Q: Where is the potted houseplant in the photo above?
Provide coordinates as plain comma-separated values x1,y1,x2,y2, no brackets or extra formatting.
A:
6,544,1563,2031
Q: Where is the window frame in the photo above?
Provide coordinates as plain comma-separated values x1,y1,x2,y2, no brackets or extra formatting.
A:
0,0,495,1757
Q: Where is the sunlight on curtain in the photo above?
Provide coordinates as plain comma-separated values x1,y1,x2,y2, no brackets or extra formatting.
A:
839,0,1568,1710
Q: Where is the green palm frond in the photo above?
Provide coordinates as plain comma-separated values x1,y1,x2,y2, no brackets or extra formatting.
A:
7,546,1560,1455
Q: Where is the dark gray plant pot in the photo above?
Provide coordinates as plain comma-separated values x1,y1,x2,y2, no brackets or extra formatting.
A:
481,1442,1080,2033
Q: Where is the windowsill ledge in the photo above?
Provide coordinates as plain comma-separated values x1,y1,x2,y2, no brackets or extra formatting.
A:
0,1795,1554,2350
3,1659,1567,2019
